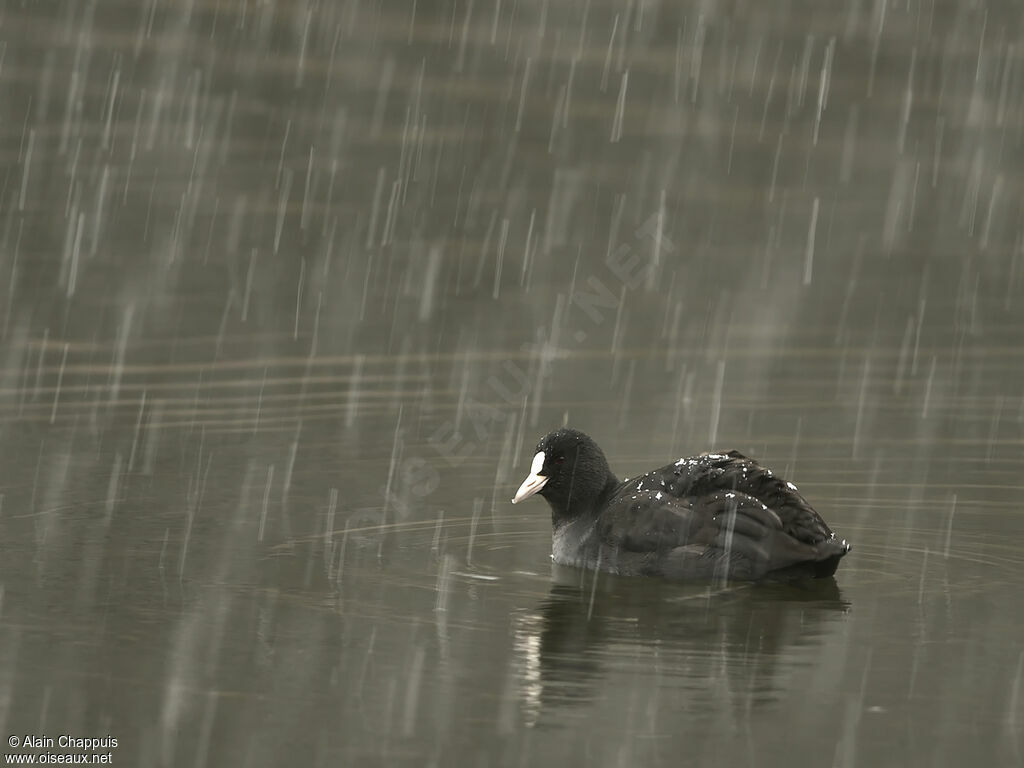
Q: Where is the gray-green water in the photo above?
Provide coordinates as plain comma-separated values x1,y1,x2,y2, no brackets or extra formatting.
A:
1,1,1023,766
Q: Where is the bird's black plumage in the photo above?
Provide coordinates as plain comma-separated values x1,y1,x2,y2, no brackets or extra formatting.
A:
511,428,850,582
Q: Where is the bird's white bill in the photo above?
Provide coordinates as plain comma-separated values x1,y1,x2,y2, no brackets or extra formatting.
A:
512,452,548,504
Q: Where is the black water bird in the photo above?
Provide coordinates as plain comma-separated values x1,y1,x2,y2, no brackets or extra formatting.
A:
511,428,850,582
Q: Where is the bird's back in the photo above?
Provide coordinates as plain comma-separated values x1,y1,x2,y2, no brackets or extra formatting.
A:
588,451,848,580
628,450,837,544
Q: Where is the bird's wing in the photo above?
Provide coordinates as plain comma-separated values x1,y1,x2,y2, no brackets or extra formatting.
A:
599,488,842,580
597,488,781,554
654,451,836,545
595,490,700,553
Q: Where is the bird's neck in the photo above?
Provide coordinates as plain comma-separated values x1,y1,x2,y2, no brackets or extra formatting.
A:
597,473,620,506
549,474,619,530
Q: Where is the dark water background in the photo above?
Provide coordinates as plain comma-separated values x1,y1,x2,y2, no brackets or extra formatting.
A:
1,1,1023,766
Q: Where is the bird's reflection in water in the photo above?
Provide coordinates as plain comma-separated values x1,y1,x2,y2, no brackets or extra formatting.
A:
513,566,850,726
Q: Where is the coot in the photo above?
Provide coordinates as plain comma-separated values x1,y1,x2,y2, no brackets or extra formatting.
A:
512,428,850,581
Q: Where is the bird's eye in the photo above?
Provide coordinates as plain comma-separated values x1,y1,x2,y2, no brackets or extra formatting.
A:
554,455,565,464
